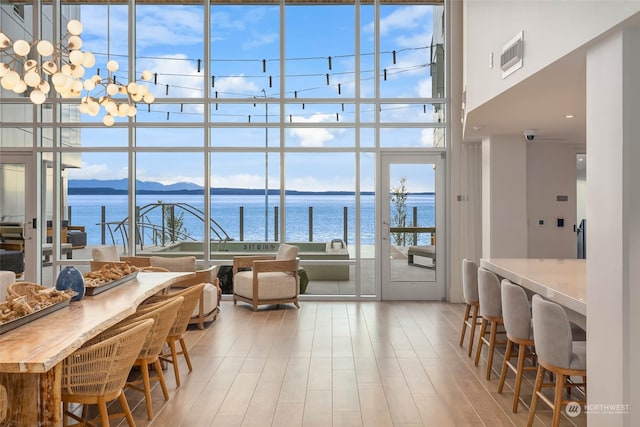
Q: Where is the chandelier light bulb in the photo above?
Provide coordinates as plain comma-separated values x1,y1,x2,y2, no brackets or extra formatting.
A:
141,70,152,81
36,40,54,56
71,80,84,93
38,81,51,94
106,83,118,96
143,92,155,104
107,60,119,72
0,63,10,77
88,101,100,116
1,70,19,90
69,49,84,65
78,102,90,114
118,103,130,116
105,100,118,115
127,82,139,94
13,39,31,56
23,59,38,72
67,35,82,50
103,114,115,126
12,79,27,94
137,85,148,96
30,89,46,104
61,64,73,76
42,60,58,75
82,52,96,68
131,93,143,102
83,79,96,91
67,20,83,36
71,64,85,78
51,72,67,87
0,32,10,48
24,71,41,87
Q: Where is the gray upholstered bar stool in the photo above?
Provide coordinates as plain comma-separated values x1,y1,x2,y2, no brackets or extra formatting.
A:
527,294,587,427
497,279,537,412
459,258,481,357
474,267,505,380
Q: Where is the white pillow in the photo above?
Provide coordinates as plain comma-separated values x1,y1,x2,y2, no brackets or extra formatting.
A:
91,245,119,262
149,256,196,272
276,244,299,261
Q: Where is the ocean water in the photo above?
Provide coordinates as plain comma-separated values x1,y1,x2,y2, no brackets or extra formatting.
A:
67,193,435,246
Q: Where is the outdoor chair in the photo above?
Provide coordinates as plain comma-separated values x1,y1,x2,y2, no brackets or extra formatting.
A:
232,243,300,311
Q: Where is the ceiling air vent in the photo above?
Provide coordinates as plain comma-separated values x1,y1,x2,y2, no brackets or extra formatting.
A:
501,31,523,78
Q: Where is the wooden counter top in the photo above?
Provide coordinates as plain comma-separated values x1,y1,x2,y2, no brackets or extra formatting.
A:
0,271,193,374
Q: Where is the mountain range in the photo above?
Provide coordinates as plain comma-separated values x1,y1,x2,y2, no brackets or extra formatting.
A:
68,179,381,196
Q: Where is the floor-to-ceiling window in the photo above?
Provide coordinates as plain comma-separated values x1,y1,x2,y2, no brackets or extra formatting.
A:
0,0,447,298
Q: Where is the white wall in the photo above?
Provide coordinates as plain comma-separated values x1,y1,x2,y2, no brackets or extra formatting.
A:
586,28,640,427
526,142,581,259
482,135,527,258
463,0,640,113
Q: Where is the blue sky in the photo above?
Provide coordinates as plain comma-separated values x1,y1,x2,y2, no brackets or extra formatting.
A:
66,4,439,193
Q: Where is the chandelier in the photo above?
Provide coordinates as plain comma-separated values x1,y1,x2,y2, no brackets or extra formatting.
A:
0,19,155,126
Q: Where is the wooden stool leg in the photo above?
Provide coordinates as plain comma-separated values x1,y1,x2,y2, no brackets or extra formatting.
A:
552,373,565,427
527,365,545,427
498,338,514,394
513,343,528,412
467,304,479,357
474,319,487,367
459,303,471,346
486,320,499,380
119,392,136,427
180,337,193,371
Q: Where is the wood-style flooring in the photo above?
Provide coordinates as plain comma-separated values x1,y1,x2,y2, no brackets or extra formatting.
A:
99,301,587,426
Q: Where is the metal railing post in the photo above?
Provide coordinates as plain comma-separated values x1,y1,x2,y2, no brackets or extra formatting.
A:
308,206,313,242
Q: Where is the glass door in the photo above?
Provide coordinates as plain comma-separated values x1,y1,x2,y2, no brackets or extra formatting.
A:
379,152,445,300
0,153,37,281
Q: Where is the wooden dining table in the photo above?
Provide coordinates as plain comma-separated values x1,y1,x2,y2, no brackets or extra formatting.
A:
0,271,194,426
479,258,586,329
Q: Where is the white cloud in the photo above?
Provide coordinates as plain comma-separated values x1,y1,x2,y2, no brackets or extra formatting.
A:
67,162,127,180
211,173,264,189
287,113,340,147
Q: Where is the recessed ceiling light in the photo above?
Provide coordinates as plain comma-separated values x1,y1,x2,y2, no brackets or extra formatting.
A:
565,114,575,119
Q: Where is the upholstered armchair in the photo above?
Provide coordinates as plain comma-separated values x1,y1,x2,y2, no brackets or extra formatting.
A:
232,243,300,311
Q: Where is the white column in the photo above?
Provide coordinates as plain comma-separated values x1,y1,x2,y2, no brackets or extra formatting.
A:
586,28,640,426
481,135,528,258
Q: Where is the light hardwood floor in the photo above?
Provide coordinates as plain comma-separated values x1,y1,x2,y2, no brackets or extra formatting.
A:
99,301,586,426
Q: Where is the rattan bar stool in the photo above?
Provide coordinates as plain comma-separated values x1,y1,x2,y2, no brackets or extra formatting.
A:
527,295,587,427
474,267,506,380
61,318,154,427
497,279,537,412
459,258,481,357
